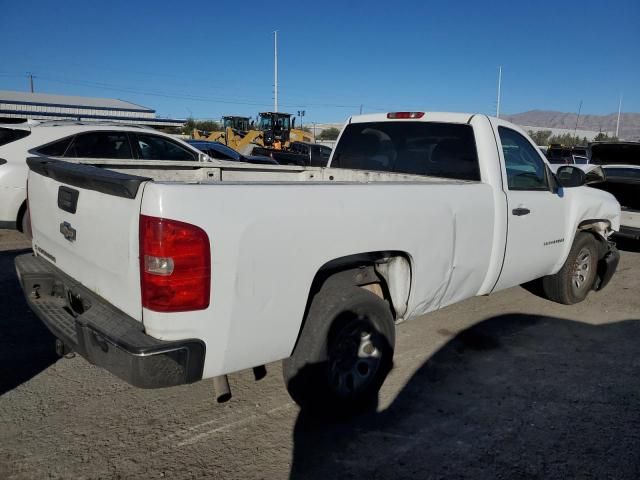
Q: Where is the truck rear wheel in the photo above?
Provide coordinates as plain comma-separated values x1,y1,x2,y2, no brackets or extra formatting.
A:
283,283,395,415
542,232,599,305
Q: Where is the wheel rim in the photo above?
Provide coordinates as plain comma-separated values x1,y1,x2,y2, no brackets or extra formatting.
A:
572,247,592,291
328,317,382,398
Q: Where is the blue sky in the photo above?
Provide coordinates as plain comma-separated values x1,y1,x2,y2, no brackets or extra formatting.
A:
1,0,638,123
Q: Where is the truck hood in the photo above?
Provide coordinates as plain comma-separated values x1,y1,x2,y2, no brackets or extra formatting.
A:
576,185,621,232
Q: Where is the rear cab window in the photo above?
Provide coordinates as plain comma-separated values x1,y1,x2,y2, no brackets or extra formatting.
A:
331,121,481,181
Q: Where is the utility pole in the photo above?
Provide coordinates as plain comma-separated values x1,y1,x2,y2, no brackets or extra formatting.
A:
274,31,278,113
574,100,582,136
496,66,502,118
27,72,34,93
359,104,363,115
615,94,622,138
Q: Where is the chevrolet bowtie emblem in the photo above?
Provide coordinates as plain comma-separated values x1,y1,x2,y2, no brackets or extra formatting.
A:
60,221,77,242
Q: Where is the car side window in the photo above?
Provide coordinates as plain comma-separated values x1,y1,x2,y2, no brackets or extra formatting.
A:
64,132,133,159
319,146,331,159
135,134,197,161
498,127,548,190
36,136,74,156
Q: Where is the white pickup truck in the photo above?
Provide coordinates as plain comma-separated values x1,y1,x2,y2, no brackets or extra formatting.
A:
16,112,621,413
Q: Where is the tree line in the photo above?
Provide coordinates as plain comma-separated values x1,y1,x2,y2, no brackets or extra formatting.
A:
528,130,618,146
179,118,339,140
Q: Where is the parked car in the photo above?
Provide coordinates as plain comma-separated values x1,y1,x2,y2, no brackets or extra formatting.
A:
0,120,209,231
289,141,332,166
546,144,574,164
588,141,640,240
187,140,278,165
16,112,620,414
545,145,587,165
251,141,332,167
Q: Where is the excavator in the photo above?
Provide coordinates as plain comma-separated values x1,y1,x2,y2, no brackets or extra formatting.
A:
193,112,314,156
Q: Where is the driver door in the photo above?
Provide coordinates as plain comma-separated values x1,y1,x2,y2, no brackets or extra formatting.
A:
492,123,568,291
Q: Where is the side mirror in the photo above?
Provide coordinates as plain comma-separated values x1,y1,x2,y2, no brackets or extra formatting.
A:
292,118,296,129
556,165,586,187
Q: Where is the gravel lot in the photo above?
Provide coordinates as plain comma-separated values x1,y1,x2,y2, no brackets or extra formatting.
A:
1,228,639,479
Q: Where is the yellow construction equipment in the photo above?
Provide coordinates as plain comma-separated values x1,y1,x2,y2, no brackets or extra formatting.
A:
193,115,251,143
193,112,314,155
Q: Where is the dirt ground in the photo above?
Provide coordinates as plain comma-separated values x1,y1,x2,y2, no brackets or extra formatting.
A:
1,228,639,479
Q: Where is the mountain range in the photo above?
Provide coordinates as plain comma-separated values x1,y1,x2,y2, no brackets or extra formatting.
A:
503,110,640,141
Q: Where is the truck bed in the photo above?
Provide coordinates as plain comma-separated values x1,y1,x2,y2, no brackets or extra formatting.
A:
25,155,492,377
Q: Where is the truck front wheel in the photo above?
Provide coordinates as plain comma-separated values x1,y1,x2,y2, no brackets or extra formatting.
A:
542,232,599,305
283,284,395,415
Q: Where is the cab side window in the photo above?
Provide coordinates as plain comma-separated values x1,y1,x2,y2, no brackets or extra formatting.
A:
498,127,548,190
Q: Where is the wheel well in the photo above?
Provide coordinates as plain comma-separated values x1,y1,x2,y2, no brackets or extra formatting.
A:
578,219,611,239
290,252,412,355
16,200,27,233
577,219,612,257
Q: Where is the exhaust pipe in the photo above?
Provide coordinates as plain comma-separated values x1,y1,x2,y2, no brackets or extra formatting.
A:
213,375,231,403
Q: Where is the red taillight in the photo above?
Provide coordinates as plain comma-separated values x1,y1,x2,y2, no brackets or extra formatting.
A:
140,215,211,312
387,112,425,119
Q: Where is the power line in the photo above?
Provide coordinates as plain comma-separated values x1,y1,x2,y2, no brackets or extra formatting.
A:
36,74,369,110
1,70,400,113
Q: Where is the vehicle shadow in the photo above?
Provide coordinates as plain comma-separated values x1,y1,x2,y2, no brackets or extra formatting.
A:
0,249,58,396
289,314,640,479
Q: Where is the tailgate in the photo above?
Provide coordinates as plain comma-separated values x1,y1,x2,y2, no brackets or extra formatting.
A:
26,157,150,321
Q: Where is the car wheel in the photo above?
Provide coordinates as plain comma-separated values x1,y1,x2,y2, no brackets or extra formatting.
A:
283,283,395,415
542,232,599,304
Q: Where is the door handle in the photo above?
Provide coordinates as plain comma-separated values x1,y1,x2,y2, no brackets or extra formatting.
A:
512,207,531,216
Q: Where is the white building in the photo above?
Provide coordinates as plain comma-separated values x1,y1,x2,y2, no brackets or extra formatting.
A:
0,90,184,128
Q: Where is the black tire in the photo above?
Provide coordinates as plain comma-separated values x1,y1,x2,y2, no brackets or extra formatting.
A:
283,283,395,415
21,206,31,239
16,201,27,233
542,232,599,305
